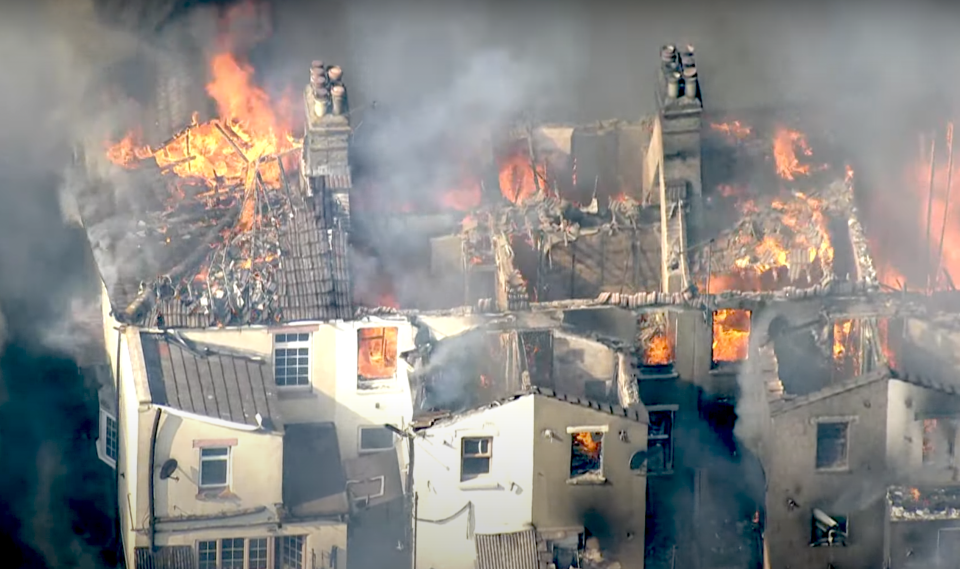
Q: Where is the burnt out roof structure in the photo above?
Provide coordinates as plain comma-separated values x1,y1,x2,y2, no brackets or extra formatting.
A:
78,61,356,329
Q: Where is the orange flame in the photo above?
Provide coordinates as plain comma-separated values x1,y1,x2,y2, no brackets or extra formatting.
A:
106,51,300,191
833,319,853,360
909,487,921,501
878,318,898,367
573,432,601,456
358,327,399,380
773,127,814,181
711,121,752,140
644,333,674,365
712,309,751,363
499,152,546,204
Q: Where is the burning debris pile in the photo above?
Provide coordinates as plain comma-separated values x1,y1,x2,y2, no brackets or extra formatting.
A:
86,52,354,327
889,486,960,521
695,122,879,294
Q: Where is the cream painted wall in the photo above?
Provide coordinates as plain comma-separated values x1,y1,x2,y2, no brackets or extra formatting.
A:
145,411,283,519
331,317,415,465
413,395,536,569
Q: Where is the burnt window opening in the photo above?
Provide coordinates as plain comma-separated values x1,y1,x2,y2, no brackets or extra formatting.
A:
712,309,751,367
570,431,604,478
811,509,847,547
647,409,675,474
358,327,399,383
816,421,850,470
518,330,554,384
547,533,584,569
832,319,863,379
640,312,674,367
461,437,492,481
922,418,958,466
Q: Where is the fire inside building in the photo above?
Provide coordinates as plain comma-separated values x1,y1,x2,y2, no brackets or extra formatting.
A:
71,12,960,569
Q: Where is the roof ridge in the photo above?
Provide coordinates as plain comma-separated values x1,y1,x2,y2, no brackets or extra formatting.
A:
522,386,645,422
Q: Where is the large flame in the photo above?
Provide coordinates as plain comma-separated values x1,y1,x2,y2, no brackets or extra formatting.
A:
644,332,674,366
773,127,814,181
712,309,751,363
573,432,601,457
499,151,546,205
106,52,300,192
358,327,399,380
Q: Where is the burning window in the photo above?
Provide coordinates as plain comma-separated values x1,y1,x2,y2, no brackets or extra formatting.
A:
357,327,399,383
274,333,310,387
712,309,751,365
570,431,604,478
832,319,862,378
922,418,958,466
815,421,850,470
810,508,847,547
461,437,493,481
647,409,675,474
640,312,674,366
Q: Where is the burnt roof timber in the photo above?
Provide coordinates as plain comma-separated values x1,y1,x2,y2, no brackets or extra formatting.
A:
358,290,960,319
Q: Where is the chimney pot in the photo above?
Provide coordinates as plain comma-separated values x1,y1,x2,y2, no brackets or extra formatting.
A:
666,71,681,99
680,45,696,68
661,45,677,63
330,84,346,115
682,67,699,100
327,66,343,82
311,60,324,70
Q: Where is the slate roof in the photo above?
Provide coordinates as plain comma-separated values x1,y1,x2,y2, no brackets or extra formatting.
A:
475,530,539,569
282,422,349,518
139,331,281,430
78,162,354,329
771,367,960,415
413,386,647,430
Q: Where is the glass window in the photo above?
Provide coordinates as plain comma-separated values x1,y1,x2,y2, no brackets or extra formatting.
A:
199,447,229,488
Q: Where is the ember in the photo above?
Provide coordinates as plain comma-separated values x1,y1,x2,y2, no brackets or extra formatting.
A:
712,309,751,364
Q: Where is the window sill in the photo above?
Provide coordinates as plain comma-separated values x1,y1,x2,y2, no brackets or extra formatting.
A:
196,488,237,501
814,466,851,474
277,387,316,400
459,479,502,491
356,381,401,394
567,473,607,486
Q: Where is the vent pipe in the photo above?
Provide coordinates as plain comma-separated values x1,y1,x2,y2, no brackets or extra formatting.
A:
682,66,698,100
330,84,346,116
666,71,681,99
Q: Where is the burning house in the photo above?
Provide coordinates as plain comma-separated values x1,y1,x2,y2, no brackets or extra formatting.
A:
75,52,416,569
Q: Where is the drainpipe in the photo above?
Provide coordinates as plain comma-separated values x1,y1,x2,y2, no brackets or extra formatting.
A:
408,433,417,569
113,326,125,560
148,408,162,551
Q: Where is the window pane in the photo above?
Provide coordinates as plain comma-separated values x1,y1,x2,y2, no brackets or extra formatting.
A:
201,447,229,457
200,458,228,486
816,422,849,469
105,415,119,461
198,541,217,569
276,536,305,569
461,456,490,479
463,437,491,456
360,427,396,450
222,538,245,569
249,538,268,569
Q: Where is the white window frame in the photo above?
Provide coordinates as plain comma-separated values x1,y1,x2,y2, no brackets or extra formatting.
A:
198,447,231,490
358,425,397,454
357,326,400,389
276,535,307,569
97,409,118,469
274,332,312,389
460,436,494,481
196,537,273,569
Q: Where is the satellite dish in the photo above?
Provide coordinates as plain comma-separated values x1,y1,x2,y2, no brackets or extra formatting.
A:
629,450,649,471
159,458,179,481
